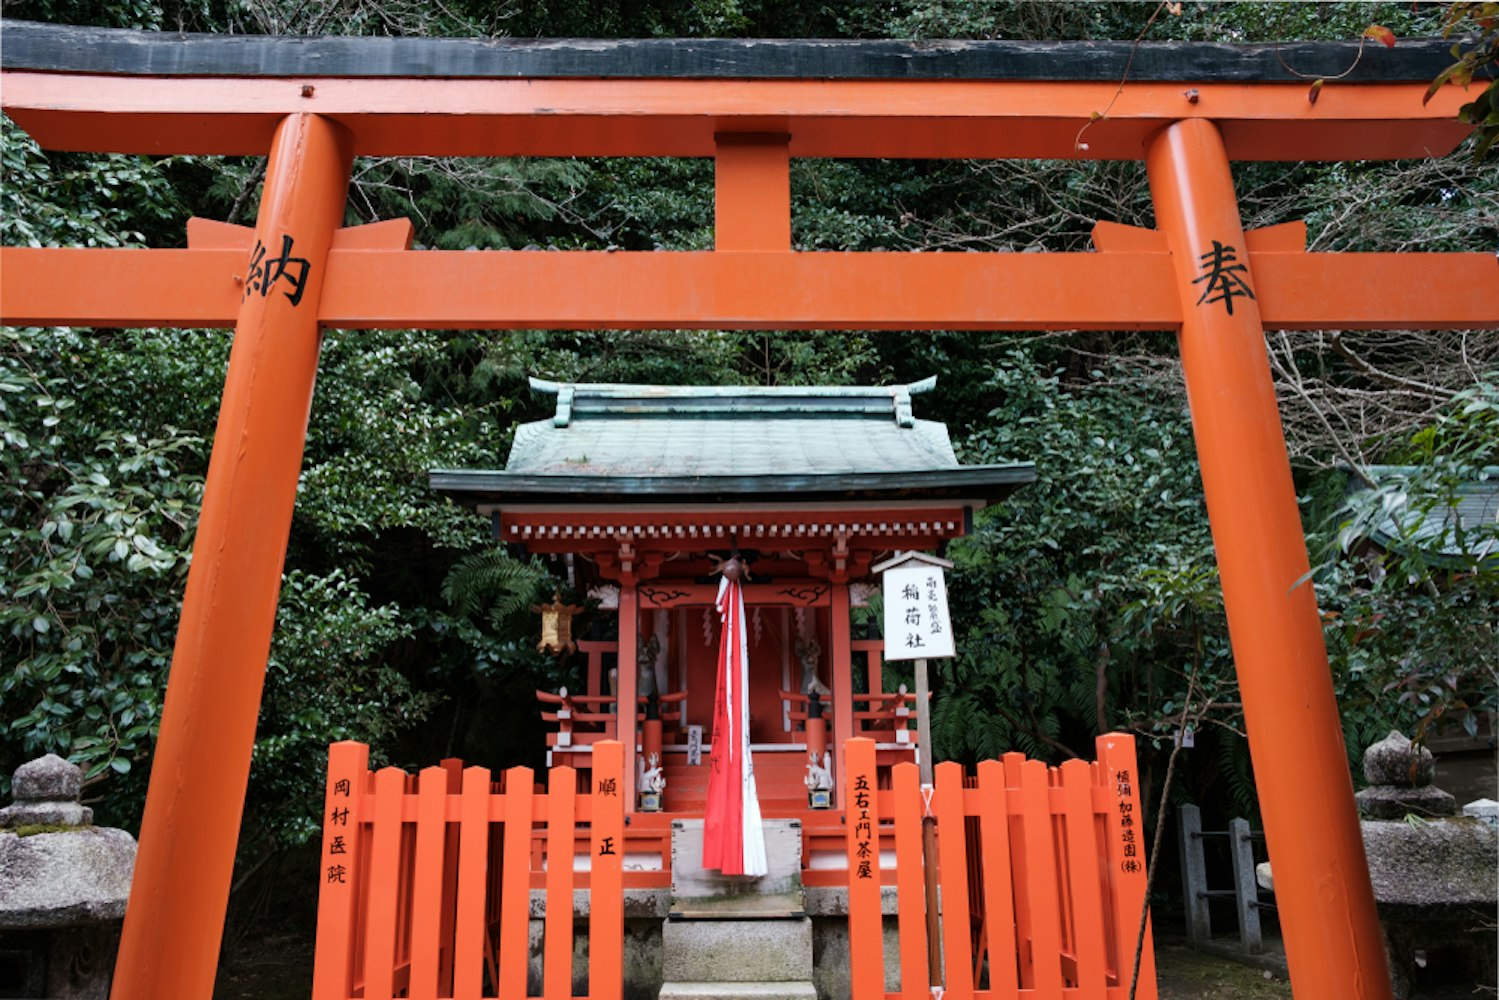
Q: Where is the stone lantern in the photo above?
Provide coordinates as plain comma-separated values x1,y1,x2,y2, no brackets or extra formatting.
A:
1258,731,1498,998
0,754,137,999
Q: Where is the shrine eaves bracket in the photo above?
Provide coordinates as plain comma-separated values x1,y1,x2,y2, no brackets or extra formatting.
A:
3,19,1498,1000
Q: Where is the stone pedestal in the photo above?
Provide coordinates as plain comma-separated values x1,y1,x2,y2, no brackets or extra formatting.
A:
658,918,817,1000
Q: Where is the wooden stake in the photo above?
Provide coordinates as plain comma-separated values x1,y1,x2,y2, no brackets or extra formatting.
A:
916,658,942,986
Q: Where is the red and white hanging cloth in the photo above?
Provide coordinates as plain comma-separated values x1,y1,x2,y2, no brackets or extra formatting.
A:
701,574,767,876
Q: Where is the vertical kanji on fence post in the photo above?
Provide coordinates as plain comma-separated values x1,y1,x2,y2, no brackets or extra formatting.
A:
844,738,884,1000
312,741,368,1000
1098,734,1154,990
590,740,626,1000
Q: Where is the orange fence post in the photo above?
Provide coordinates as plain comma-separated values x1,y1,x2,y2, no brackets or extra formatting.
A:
544,765,579,998
1146,119,1392,1000
1016,760,1064,996
364,768,406,999
312,741,369,1000
974,760,1019,1000
932,762,974,1000
409,765,449,998
438,759,464,992
890,763,931,999
1059,759,1108,998
844,738,884,1000
109,112,353,1000
395,774,416,996
589,741,626,1000
1098,733,1156,994
999,753,1035,988
453,765,492,997
497,766,535,999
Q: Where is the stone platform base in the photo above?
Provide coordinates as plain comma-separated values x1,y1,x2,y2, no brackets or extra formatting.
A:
663,916,812,982
525,888,903,1000
658,981,818,1000
525,814,908,1000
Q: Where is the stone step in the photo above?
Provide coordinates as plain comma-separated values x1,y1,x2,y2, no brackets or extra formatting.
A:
662,916,812,983
658,981,818,1000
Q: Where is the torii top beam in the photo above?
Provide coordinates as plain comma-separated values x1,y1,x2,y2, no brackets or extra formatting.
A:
0,19,1479,160
2,24,1496,335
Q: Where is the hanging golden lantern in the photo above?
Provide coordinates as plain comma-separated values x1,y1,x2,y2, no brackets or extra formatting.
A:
533,591,584,655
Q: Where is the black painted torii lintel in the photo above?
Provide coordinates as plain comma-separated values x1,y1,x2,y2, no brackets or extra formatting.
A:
0,17,1469,82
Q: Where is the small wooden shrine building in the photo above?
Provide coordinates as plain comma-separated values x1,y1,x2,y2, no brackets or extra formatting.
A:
300,378,1164,1000
432,376,1035,821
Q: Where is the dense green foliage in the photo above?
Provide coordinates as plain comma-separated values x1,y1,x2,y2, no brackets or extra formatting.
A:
3,1,1495,885
1314,381,1499,760
1429,2,1499,158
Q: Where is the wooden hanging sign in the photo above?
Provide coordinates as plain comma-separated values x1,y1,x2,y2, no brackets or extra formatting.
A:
874,551,955,661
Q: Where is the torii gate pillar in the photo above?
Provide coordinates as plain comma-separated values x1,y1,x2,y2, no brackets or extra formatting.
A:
1147,118,1391,1000
110,113,354,1000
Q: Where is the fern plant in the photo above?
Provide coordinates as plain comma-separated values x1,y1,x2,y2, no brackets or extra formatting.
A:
440,548,554,635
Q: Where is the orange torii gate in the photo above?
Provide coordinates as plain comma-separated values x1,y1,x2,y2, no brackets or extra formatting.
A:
2,19,1496,1000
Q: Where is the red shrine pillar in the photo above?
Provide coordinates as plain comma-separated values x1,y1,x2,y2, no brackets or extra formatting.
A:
617,576,639,812
1145,119,1392,1000
829,584,854,807
111,114,354,1000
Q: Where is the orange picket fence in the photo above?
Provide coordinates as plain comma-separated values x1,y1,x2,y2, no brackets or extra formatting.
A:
311,740,626,1000
843,734,1156,1000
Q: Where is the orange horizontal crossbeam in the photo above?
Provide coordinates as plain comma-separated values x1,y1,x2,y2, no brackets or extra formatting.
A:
2,246,1494,331
1,71,1473,160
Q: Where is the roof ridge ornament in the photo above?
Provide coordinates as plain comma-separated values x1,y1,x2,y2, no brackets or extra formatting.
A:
530,374,938,427
893,376,935,428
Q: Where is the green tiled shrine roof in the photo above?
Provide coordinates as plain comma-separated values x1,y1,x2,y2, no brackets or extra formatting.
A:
431,377,1035,507
510,377,958,477
1352,465,1499,566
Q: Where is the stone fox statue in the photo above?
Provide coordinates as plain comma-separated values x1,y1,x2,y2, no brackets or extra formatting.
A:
642,752,667,794
804,751,833,793
638,633,660,698
795,638,832,699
